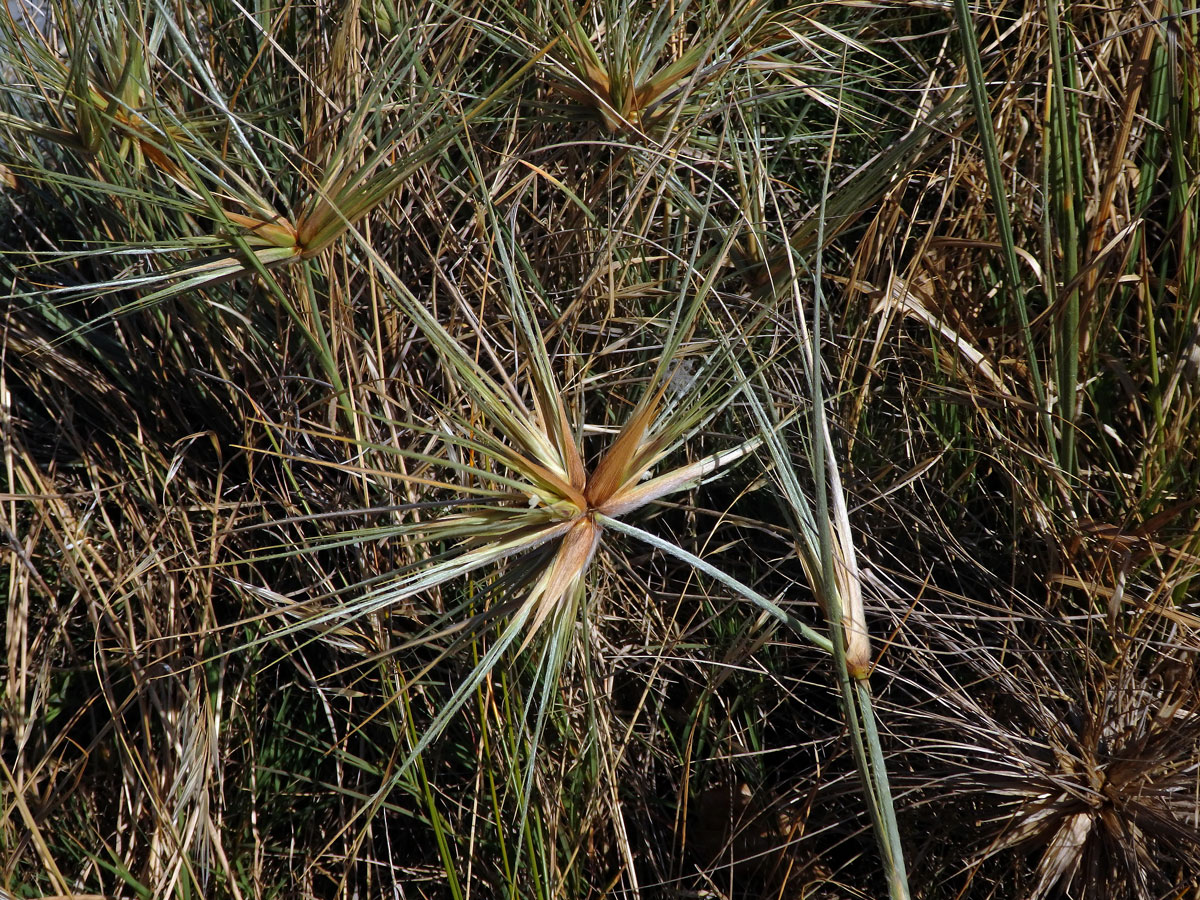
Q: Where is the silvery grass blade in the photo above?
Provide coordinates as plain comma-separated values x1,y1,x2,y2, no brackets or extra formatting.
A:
728,219,909,900
479,215,588,491
687,55,910,893
596,515,834,655
247,416,587,510
501,575,587,887
724,323,909,897
33,246,299,317
245,516,577,649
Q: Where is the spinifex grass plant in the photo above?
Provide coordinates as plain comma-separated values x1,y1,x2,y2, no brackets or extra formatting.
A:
883,566,1200,898
503,0,784,136
238,195,846,840
1,0,529,408
228,62,919,882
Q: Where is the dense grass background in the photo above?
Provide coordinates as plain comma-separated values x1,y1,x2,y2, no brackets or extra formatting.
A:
3,0,1199,898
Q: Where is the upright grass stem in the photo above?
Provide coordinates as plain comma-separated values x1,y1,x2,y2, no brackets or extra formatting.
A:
809,68,910,894
952,0,1055,467
1045,0,1082,478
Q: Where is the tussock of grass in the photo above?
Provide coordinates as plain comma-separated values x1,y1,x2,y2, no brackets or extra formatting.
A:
3,0,1199,898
